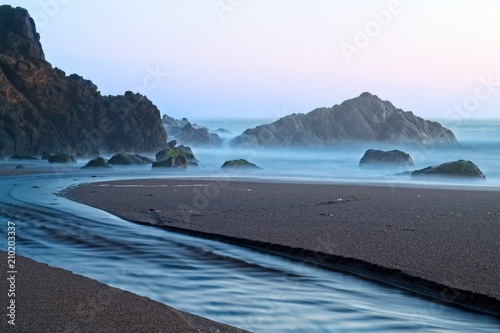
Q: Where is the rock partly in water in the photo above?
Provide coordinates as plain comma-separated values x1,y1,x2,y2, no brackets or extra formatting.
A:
48,153,77,163
0,6,167,158
412,160,486,179
162,115,221,147
134,154,155,164
14,164,24,169
152,156,187,169
231,92,458,148
155,146,198,166
221,159,261,169
9,154,38,160
359,149,414,168
81,157,111,169
107,153,145,165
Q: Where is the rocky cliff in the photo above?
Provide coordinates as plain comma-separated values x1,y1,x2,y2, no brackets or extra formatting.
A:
230,92,458,148
162,115,221,147
0,5,167,157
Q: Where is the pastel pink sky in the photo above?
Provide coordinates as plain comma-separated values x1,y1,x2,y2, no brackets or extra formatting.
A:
6,0,500,119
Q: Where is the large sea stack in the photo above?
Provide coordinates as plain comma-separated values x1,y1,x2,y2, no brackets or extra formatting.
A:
230,92,458,148
0,5,167,157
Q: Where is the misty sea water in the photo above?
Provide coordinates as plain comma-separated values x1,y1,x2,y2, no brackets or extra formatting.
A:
0,118,499,332
189,118,500,187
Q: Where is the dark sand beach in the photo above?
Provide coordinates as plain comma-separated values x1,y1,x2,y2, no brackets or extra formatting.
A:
0,251,248,333
68,178,500,315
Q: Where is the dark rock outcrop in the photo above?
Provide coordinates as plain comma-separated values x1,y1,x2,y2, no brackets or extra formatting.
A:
48,153,76,163
359,149,414,168
0,6,44,62
0,6,167,158
167,140,177,149
412,160,486,179
221,159,261,169
155,145,198,166
152,156,187,169
134,154,155,164
81,157,111,169
14,164,24,169
231,93,458,148
162,115,221,147
107,153,145,165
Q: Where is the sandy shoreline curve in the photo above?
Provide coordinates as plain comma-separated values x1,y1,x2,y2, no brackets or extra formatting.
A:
68,178,500,316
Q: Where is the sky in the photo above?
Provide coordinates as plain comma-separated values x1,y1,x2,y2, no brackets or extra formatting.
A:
5,0,500,120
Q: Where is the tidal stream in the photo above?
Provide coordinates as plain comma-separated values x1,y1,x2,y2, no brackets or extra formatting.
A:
0,170,498,332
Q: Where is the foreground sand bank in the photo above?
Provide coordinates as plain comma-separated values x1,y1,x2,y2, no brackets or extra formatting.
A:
0,251,248,332
68,178,500,316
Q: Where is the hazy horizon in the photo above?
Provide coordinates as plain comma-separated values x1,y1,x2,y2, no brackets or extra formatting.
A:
5,0,500,120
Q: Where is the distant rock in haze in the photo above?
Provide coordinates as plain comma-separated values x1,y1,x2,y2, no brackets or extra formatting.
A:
412,160,486,179
0,5,167,158
230,93,458,148
214,128,232,135
162,115,221,147
359,149,414,168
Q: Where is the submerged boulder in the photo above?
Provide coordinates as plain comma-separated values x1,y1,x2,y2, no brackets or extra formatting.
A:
359,149,414,168
152,156,187,169
81,157,111,169
221,159,261,169
412,160,486,179
107,153,145,165
48,153,77,163
155,146,198,165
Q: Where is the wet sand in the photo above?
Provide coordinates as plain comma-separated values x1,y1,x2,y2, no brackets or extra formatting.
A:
0,251,248,333
68,178,500,315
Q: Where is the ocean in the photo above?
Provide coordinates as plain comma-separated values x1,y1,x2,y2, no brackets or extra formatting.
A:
186,118,500,188
0,118,499,332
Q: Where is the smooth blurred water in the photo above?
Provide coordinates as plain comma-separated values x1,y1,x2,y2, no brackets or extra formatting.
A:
0,118,499,331
0,171,499,332
189,118,500,187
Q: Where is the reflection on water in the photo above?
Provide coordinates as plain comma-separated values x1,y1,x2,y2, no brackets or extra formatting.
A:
0,171,498,332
